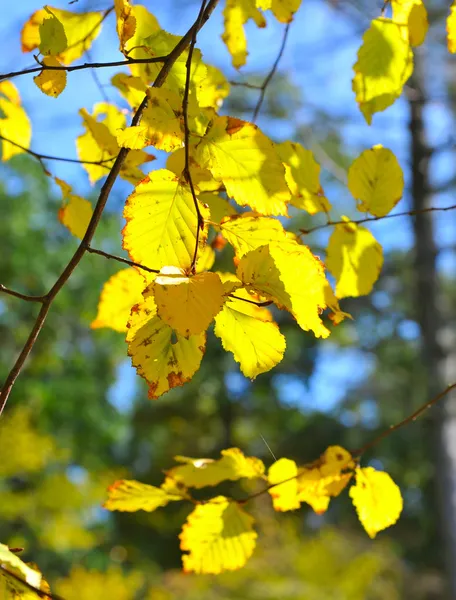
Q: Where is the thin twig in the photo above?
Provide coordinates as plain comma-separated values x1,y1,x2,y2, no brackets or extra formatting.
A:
229,81,263,90
0,285,46,303
228,293,273,307
238,381,456,503
252,22,291,122
0,0,220,415
0,56,168,83
0,565,65,600
183,0,208,274
85,48,110,103
87,247,159,274
0,134,115,167
352,382,456,457
299,203,456,235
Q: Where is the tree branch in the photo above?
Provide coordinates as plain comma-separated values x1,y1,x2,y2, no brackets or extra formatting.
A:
0,134,115,167
183,0,208,274
252,22,291,122
0,285,46,303
299,203,456,235
238,381,456,503
87,247,159,274
0,0,221,415
228,294,273,307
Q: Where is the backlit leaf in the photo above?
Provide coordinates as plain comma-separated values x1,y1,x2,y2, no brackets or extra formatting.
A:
104,479,184,512
195,116,290,216
214,284,286,378
326,218,383,299
222,0,266,69
167,149,222,193
268,458,301,511
33,56,67,97
448,1,456,52
91,268,147,333
298,446,354,513
257,0,302,23
39,8,67,55
237,242,330,338
114,0,136,52
127,292,205,399
349,467,403,538
58,194,92,240
0,543,45,598
220,213,286,257
348,145,404,216
153,267,225,336
77,103,153,185
22,7,104,64
117,88,183,152
277,141,331,214
122,169,209,271
352,18,413,124
167,447,265,489
201,193,237,224
392,0,428,46
111,73,147,111
180,497,257,574
0,82,32,161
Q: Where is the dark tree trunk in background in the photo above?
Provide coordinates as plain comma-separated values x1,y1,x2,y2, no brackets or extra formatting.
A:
409,51,456,599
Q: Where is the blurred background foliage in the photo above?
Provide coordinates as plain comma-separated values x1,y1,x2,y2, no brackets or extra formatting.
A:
1,0,456,597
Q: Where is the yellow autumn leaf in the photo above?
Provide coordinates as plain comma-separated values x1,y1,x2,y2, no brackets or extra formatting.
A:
77,103,152,185
104,479,184,512
326,218,383,299
201,193,237,224
237,242,330,338
167,447,265,489
180,497,257,574
222,0,266,69
0,82,32,161
39,8,67,55
58,195,92,240
349,466,403,538
21,6,104,65
122,169,209,271
153,267,225,336
127,292,205,399
257,0,302,23
167,149,222,193
220,212,286,258
352,18,413,124
298,446,354,513
91,268,147,333
392,0,428,46
196,116,290,216
277,141,331,214
111,73,147,111
268,458,301,511
0,543,46,598
214,285,286,378
117,88,183,152
114,0,136,52
198,64,231,110
448,1,456,52
348,145,404,216
34,56,67,98
195,245,216,273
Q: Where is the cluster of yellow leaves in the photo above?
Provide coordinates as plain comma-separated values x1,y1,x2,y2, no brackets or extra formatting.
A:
0,82,31,161
222,0,302,69
105,445,403,574
22,6,104,98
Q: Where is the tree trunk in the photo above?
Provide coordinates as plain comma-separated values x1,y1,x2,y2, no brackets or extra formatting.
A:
409,50,456,599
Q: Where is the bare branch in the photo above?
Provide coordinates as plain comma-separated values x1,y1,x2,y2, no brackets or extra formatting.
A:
0,134,115,167
183,0,208,274
0,285,46,303
300,203,456,235
87,247,160,274
252,22,291,122
228,294,273,308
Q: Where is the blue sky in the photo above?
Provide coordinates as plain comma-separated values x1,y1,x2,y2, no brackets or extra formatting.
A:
2,0,454,419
